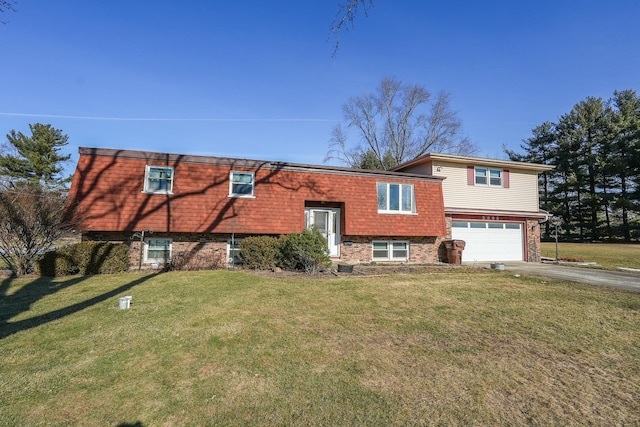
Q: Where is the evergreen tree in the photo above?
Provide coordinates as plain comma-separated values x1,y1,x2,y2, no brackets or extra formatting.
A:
510,91,640,242
356,149,398,170
506,122,558,237
555,97,609,240
607,90,640,241
0,123,71,187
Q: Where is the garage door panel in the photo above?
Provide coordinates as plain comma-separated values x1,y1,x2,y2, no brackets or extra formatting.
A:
451,222,523,262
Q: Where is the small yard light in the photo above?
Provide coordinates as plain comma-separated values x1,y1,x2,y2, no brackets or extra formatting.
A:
131,228,152,270
550,217,562,263
229,221,240,269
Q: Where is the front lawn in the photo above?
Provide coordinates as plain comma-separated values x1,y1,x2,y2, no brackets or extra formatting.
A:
1,269,639,425
541,241,640,269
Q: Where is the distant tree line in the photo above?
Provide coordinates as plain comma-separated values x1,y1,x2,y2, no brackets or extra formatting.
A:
507,90,640,242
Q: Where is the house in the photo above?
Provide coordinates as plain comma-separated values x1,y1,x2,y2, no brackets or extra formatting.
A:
66,148,448,269
394,153,554,262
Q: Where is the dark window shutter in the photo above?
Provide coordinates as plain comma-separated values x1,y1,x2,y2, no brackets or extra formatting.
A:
503,169,510,188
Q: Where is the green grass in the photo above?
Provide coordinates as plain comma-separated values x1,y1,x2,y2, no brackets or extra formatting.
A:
541,242,640,269
1,269,639,426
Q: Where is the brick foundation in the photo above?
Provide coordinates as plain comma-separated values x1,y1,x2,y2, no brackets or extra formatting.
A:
339,235,441,264
84,232,245,270
83,231,444,269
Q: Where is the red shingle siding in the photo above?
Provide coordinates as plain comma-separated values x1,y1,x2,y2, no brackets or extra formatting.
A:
67,150,446,237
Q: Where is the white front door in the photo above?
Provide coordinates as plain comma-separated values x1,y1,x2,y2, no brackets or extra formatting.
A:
305,208,340,257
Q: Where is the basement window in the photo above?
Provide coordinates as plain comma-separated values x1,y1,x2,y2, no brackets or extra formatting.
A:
144,238,172,263
227,239,243,265
372,241,409,261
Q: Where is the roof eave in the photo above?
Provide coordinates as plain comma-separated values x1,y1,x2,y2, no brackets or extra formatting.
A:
394,152,555,172
77,147,445,182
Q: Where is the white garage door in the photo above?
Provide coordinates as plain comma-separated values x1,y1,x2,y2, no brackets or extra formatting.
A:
451,221,524,262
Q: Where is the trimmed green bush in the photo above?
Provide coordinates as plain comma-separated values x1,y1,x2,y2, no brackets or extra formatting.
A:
277,228,332,274
37,241,130,276
86,243,130,274
37,246,77,277
238,236,279,270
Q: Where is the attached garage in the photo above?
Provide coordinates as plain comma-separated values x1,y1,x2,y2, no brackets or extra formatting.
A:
451,221,524,262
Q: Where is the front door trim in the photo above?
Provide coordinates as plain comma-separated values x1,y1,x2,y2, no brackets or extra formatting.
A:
305,207,340,257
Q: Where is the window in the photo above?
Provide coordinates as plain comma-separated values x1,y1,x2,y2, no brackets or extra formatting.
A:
377,183,414,213
475,167,502,187
229,172,255,197
475,167,487,185
489,169,502,186
144,166,174,194
144,238,172,263
372,241,409,261
227,239,243,265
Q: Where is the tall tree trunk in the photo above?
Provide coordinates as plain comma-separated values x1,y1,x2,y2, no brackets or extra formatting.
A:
602,186,612,239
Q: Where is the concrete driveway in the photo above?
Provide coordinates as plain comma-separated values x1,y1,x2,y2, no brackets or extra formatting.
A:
467,262,640,293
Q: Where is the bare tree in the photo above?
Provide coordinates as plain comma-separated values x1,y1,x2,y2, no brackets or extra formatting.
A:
326,77,477,170
0,0,16,24
0,183,73,275
329,0,374,55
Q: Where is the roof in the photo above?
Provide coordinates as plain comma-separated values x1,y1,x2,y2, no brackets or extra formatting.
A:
79,147,445,182
393,152,555,172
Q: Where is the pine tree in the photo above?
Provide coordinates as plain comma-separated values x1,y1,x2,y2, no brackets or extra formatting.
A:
555,97,609,241
510,91,640,242
607,90,640,241
0,123,71,187
505,122,558,237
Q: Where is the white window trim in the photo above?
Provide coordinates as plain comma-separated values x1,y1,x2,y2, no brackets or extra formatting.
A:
143,165,174,194
144,238,172,263
228,171,256,198
227,238,243,264
474,167,502,187
377,182,416,214
372,240,410,261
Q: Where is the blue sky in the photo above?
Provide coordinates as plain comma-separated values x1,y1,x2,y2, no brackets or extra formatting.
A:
1,1,639,176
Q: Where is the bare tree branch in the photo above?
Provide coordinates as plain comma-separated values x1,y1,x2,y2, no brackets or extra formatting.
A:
0,0,17,24
326,77,478,170
0,183,74,275
329,0,374,56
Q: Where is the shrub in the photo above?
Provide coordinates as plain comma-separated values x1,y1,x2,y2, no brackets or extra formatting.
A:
37,246,77,277
92,243,130,274
36,241,130,276
277,228,332,274
73,241,130,274
239,236,279,270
